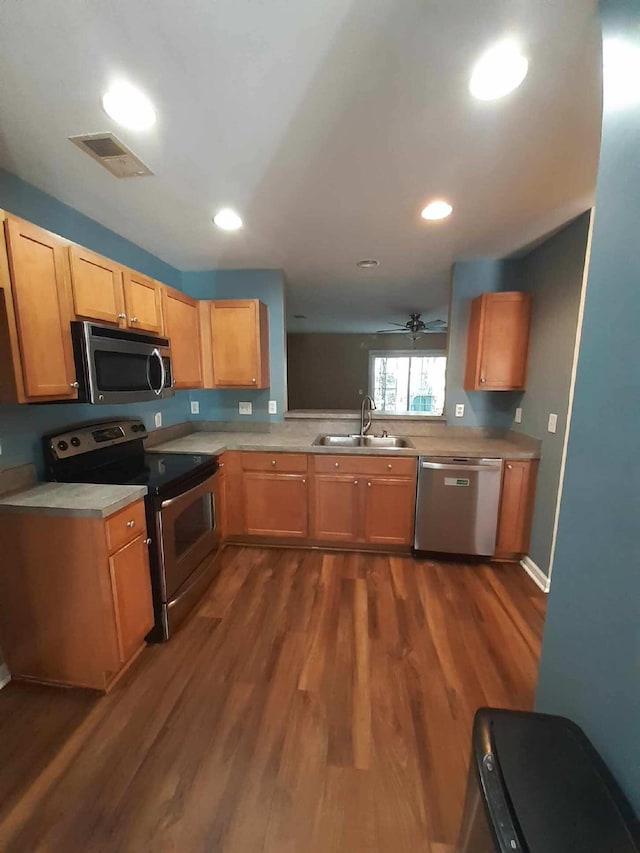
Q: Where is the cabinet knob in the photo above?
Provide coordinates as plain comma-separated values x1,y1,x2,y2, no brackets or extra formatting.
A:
271,460,276,466
251,377,256,384
367,482,372,487
130,316,138,323
69,381,79,388
219,462,225,469
126,520,136,528
507,464,513,470
334,462,340,468
302,479,306,484
144,537,152,545
117,312,126,320
387,463,392,470
353,480,358,485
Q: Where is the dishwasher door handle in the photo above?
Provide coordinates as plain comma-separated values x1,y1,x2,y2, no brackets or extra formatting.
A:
420,461,500,472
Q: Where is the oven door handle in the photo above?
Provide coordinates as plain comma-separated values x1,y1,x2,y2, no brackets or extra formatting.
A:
151,347,165,396
159,469,218,509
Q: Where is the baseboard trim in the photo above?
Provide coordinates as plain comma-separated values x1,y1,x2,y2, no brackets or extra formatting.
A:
0,662,11,690
520,556,550,593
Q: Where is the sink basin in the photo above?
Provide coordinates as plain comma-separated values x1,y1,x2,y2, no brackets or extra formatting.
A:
312,434,414,449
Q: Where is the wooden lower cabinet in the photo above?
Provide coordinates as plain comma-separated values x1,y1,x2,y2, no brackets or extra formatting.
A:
494,459,539,559
242,472,308,537
0,500,154,690
312,474,360,542
363,477,416,546
109,534,154,664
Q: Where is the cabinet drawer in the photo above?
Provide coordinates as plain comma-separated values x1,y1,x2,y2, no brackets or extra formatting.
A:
313,455,416,477
105,500,146,554
240,452,308,473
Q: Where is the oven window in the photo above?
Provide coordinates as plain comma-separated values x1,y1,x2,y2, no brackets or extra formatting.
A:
94,350,154,392
174,493,214,559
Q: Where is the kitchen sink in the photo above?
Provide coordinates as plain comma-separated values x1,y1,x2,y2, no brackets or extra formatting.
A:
312,434,414,449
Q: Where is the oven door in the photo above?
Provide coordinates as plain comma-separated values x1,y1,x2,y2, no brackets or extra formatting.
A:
156,473,220,604
73,321,174,404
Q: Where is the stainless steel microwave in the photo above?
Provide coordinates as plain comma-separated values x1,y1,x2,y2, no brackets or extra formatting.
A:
71,321,174,404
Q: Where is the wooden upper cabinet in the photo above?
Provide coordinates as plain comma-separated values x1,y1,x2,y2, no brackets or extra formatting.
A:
362,477,416,546
207,299,269,388
495,459,539,558
108,534,154,664
464,292,532,391
68,245,125,326
162,287,203,388
122,269,163,334
3,215,78,400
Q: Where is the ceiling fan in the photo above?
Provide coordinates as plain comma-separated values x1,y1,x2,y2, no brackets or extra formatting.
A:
375,313,447,339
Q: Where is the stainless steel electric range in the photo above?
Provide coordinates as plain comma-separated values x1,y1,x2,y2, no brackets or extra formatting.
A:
43,418,219,641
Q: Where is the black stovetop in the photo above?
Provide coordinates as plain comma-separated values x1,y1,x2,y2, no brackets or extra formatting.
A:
74,452,218,496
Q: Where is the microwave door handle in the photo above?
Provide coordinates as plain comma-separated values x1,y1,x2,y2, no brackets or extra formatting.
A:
152,347,165,396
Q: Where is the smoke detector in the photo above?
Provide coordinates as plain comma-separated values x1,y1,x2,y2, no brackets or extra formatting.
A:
69,132,153,178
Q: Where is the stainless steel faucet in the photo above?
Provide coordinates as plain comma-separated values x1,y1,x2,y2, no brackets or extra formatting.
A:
360,394,376,436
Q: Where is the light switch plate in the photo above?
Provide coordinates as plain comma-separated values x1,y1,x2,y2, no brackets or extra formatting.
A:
455,403,465,417
154,412,162,429
268,400,277,414
239,402,253,416
548,413,558,433
190,401,200,415
515,407,522,424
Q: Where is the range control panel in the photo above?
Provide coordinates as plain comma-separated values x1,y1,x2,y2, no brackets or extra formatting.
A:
46,419,148,460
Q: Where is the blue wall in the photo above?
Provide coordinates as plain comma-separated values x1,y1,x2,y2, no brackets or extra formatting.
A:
0,170,182,288
182,269,287,423
446,258,522,428
536,0,640,813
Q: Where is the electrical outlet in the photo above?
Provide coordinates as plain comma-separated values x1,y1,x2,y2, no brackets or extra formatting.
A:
190,401,200,415
239,402,252,416
455,403,465,417
515,407,523,424
154,412,162,429
547,413,558,433
268,400,277,414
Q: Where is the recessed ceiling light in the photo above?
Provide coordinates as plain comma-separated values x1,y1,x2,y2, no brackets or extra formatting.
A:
469,39,528,101
602,37,640,111
421,200,453,221
357,259,379,268
213,208,243,231
102,82,157,131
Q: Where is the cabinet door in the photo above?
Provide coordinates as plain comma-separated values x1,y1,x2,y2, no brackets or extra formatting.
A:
68,245,125,326
465,292,531,390
162,287,203,388
363,477,416,546
311,474,360,542
4,215,78,400
123,269,163,334
495,460,538,557
108,534,154,663
242,472,308,537
210,300,269,388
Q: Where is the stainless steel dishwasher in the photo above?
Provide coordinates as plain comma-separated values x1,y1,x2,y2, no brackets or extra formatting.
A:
414,456,503,555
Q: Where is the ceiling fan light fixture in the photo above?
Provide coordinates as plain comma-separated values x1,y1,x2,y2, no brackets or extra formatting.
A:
356,259,380,268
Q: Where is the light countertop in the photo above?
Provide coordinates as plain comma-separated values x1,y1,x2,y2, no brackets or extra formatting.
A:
148,431,540,460
0,483,148,518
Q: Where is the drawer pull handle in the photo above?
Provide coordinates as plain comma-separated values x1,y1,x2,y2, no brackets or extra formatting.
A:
144,537,152,545
126,520,136,528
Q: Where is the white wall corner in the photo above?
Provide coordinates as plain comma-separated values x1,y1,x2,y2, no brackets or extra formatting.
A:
520,556,551,593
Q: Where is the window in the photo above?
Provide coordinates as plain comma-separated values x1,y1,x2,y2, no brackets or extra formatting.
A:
369,351,446,416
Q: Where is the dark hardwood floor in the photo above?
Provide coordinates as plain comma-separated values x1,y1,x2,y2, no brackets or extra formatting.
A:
0,546,546,852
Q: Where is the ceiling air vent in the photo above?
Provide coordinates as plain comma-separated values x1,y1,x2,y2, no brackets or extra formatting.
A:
69,132,153,178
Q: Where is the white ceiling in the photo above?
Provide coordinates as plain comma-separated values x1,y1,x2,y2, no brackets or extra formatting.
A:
0,0,601,332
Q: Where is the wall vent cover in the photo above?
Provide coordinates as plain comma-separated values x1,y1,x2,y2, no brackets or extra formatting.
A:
69,132,153,178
